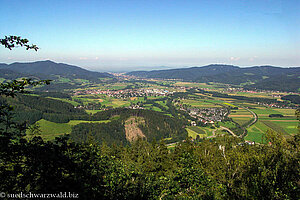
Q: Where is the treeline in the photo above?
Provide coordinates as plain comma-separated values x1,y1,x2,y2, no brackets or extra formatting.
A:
70,108,187,145
2,131,299,199
282,95,300,104
194,88,279,104
32,91,72,99
34,83,80,92
244,75,300,92
1,94,88,124
71,120,128,146
1,95,187,144
1,79,299,199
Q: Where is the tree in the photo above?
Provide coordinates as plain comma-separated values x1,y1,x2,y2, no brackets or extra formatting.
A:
0,36,50,142
0,35,38,51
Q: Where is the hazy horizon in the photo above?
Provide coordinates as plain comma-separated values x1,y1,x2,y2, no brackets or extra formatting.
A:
1,0,299,71
1,59,299,73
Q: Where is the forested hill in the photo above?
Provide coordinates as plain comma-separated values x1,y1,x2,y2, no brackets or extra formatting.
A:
0,60,112,82
127,65,300,92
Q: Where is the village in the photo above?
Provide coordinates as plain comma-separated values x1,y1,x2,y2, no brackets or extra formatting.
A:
223,87,299,96
180,106,229,125
74,88,174,99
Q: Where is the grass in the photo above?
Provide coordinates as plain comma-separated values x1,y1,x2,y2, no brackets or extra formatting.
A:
243,107,298,142
27,119,72,141
181,99,220,108
174,82,214,88
233,118,252,126
67,120,110,126
272,108,297,115
28,119,111,140
229,107,254,126
186,127,207,139
143,104,163,112
228,92,274,99
216,121,236,129
245,130,266,143
47,97,80,106
100,99,131,108
156,100,168,108
57,77,72,83
245,122,269,143
129,97,146,104
150,106,163,112
187,126,206,134
223,102,236,107
261,120,288,135
253,108,282,115
267,121,298,135
74,79,90,83
111,99,131,107
85,110,102,114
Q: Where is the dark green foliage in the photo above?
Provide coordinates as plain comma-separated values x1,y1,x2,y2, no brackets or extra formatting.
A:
0,94,88,124
71,121,128,146
34,83,80,92
0,35,38,51
282,95,300,104
244,75,300,92
2,133,299,199
0,60,112,84
197,88,279,104
128,65,300,92
0,41,299,199
33,91,72,99
13,110,43,124
0,79,50,97
70,108,187,145
269,114,284,118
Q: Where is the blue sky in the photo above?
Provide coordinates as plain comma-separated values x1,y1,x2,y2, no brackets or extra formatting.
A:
0,0,299,71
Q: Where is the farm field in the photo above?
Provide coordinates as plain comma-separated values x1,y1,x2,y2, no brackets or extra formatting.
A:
244,107,298,142
143,104,163,112
186,126,207,138
229,108,253,126
186,126,215,139
25,78,298,144
181,99,221,108
85,110,103,114
47,97,80,106
216,121,236,129
103,99,131,108
173,82,213,88
228,92,275,99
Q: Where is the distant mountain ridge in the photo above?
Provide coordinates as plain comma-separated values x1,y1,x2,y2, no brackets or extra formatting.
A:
0,60,112,81
127,64,300,92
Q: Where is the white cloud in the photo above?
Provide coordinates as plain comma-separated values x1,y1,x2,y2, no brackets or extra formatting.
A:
249,56,258,61
230,57,240,61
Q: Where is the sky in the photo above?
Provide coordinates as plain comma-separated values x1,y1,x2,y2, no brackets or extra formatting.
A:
0,0,299,72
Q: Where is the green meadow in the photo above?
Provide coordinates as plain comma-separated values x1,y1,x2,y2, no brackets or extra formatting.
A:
28,119,111,141
244,106,298,142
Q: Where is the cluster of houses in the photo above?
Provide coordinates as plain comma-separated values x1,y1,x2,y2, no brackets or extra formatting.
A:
223,87,298,96
256,102,298,109
127,104,144,110
223,88,264,94
74,88,173,99
185,107,229,125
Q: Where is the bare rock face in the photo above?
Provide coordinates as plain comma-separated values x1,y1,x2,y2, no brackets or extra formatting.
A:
125,117,146,142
